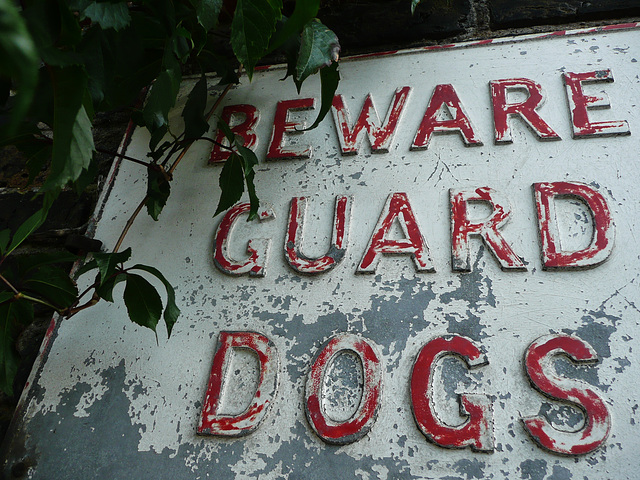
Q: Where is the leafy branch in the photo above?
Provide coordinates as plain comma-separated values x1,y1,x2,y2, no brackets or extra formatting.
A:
0,0,342,395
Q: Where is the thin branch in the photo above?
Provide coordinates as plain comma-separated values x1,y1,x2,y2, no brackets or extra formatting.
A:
19,293,61,312
113,69,241,253
184,137,233,150
167,79,236,176
0,273,62,311
160,139,184,169
113,196,146,253
0,273,19,295
65,292,100,317
75,281,99,305
95,147,151,168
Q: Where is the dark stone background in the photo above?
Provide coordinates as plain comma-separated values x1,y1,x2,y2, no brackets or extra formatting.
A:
0,0,638,455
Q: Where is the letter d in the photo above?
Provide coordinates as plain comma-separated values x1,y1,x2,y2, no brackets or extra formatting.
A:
198,331,279,436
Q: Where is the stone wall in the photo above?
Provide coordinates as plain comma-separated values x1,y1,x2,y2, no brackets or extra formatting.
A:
320,0,640,55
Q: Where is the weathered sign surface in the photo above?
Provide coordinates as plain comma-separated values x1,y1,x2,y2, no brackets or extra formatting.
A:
3,25,640,479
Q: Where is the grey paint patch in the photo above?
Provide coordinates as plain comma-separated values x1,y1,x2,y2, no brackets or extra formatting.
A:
441,248,496,311
322,351,363,421
537,403,584,430
559,309,618,391
548,464,572,480
269,310,349,380
452,458,486,479
7,361,422,480
520,459,548,480
248,419,422,480
443,250,494,340
3,362,211,480
362,276,437,365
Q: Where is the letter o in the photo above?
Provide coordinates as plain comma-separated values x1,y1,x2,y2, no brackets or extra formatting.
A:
305,334,383,445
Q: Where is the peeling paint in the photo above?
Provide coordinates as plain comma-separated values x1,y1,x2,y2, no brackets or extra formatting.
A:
3,25,640,480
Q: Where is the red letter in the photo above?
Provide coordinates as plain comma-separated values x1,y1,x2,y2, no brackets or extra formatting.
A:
210,105,260,163
267,98,315,160
563,70,630,138
331,87,411,155
412,84,482,149
213,203,274,276
490,78,560,143
357,193,434,273
285,196,352,274
305,334,383,444
450,187,526,272
522,334,611,455
411,335,494,452
534,182,614,269
198,331,279,436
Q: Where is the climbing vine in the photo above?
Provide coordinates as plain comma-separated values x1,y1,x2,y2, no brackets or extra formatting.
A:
0,0,341,395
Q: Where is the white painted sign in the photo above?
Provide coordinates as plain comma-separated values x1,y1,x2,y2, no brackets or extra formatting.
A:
4,24,640,479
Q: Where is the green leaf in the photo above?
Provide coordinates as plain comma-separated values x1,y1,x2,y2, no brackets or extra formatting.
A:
93,248,131,287
0,229,10,256
149,125,168,153
44,66,95,191
74,156,99,194
279,28,301,88
23,1,82,66
22,1,61,54
83,1,131,31
0,301,17,396
193,0,222,32
142,46,182,139
69,0,93,11
25,69,54,126
182,74,209,140
98,19,161,109
217,118,235,143
145,167,171,221
269,0,320,52
198,48,239,85
96,272,126,302
123,274,162,332
24,140,53,185
215,152,244,216
130,264,180,337
23,266,79,309
231,0,283,80
0,0,39,136
143,71,179,133
172,27,193,63
75,258,98,277
49,103,95,189
295,19,339,88
236,145,260,220
236,144,258,171
0,292,13,305
244,168,259,221
0,299,33,395
305,61,340,130
78,26,106,105
148,141,173,162
6,208,48,256
411,0,421,14
57,0,83,46
17,251,78,273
